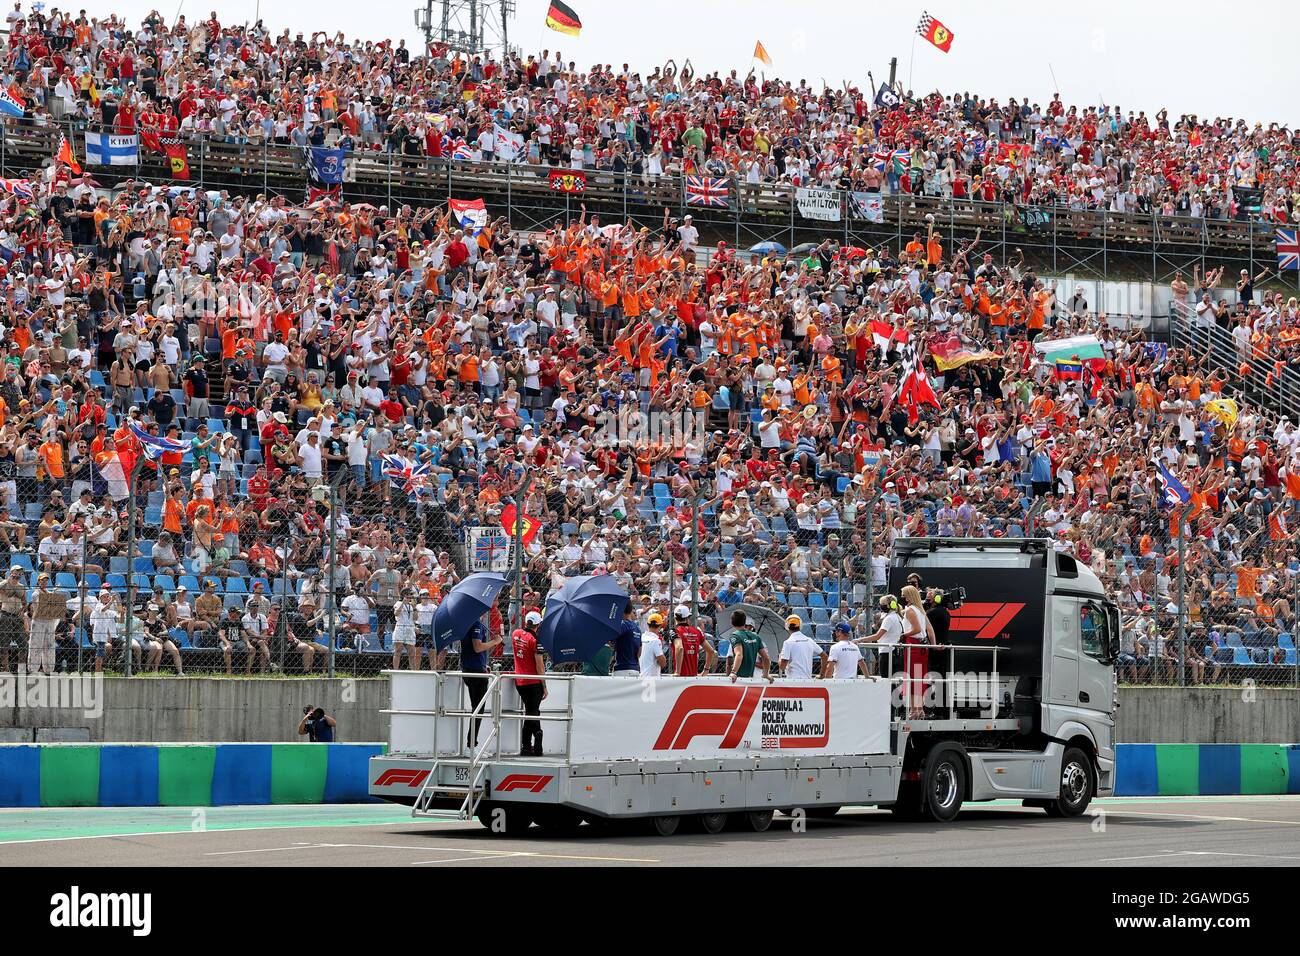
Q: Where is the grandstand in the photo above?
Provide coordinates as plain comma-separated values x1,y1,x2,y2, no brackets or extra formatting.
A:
0,3,1296,686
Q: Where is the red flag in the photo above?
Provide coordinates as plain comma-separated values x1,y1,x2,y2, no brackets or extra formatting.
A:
500,503,541,546
162,137,190,180
56,132,81,175
917,12,954,52
898,344,940,424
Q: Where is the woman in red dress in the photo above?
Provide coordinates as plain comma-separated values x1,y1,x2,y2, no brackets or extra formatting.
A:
900,585,936,719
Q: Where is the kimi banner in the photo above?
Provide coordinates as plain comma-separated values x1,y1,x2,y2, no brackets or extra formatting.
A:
795,186,842,222
849,191,885,223
84,132,139,166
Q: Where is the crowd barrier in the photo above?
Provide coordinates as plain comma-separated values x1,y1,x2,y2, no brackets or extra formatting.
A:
2,742,1298,806
0,742,385,807
1113,744,1300,797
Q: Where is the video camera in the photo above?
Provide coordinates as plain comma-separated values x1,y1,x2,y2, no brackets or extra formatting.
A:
932,586,966,609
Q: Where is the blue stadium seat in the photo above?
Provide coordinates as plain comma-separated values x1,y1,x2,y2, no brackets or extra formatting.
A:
1279,633,1295,650
807,593,826,609
154,574,176,592
55,573,78,590
1232,647,1253,665
9,553,32,571
786,593,806,608
1224,632,1243,647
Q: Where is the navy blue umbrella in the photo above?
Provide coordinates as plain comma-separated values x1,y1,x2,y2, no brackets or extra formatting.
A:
538,575,629,663
432,572,511,651
747,240,787,256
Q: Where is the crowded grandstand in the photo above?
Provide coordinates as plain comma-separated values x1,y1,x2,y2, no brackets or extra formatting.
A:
0,2,1296,686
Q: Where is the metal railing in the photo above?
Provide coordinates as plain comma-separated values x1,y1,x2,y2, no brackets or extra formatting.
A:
0,119,1283,283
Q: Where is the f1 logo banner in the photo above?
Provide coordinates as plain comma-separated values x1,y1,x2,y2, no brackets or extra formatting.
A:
568,676,889,761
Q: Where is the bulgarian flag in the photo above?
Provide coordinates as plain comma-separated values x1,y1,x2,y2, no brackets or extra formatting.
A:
1034,333,1105,368
870,319,909,355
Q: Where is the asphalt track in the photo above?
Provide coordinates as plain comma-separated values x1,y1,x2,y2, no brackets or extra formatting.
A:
4,797,1300,866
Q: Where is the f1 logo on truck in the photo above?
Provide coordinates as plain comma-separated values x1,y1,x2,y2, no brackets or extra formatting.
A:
494,774,554,793
372,768,430,788
948,602,1025,640
653,685,830,751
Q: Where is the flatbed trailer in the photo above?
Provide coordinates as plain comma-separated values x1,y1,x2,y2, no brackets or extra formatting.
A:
370,538,1118,835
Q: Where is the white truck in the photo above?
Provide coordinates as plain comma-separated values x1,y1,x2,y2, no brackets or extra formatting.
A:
369,537,1119,834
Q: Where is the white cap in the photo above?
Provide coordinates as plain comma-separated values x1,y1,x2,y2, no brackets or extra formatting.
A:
524,610,542,626
674,605,690,619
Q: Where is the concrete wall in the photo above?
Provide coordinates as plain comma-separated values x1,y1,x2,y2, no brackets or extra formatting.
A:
0,677,388,744
1115,687,1300,745
2,679,1298,745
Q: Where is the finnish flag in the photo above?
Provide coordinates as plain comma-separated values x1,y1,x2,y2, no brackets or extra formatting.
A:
85,132,139,166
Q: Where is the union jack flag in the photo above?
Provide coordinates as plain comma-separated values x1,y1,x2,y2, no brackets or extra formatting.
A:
0,178,34,201
450,139,475,161
1277,228,1300,271
381,454,431,495
685,175,730,208
871,149,891,171
474,532,510,565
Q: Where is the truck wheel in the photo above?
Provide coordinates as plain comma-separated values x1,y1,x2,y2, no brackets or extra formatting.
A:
697,812,728,834
649,815,681,837
1046,748,1094,817
745,809,775,832
476,803,533,836
921,745,966,822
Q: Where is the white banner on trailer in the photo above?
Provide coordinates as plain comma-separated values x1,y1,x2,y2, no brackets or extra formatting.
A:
567,676,889,762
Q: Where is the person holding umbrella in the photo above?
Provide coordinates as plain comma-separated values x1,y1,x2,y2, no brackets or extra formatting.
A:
511,611,547,757
439,617,503,749
613,601,642,677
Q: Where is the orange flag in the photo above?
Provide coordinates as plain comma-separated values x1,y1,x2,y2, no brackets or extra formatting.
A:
56,132,81,175
753,41,772,66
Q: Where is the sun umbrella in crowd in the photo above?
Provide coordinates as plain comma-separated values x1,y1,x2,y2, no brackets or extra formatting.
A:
432,572,512,650
746,240,787,256
718,603,788,661
538,575,629,663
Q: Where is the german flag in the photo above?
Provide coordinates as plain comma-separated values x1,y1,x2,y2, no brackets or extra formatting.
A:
545,0,581,37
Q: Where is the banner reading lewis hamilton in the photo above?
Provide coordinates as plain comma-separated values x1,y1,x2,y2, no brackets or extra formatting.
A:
796,186,842,222
566,676,888,761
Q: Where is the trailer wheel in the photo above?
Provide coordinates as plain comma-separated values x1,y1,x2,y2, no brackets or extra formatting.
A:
649,815,681,837
476,803,533,836
697,812,729,834
744,809,775,832
921,745,966,822
1046,747,1094,818
532,807,584,835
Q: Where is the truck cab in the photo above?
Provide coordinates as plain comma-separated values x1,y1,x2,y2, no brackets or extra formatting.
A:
889,537,1118,802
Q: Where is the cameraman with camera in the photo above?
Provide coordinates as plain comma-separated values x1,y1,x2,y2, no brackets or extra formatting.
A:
298,705,337,743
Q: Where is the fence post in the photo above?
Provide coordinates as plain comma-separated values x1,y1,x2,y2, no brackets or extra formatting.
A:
510,473,533,634
278,526,291,672
326,478,337,678
690,481,701,628
1176,516,1186,686
77,528,87,673
122,458,141,678
864,493,875,635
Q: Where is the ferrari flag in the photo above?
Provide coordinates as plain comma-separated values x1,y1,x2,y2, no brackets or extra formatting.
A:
545,1,582,37
917,12,955,52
